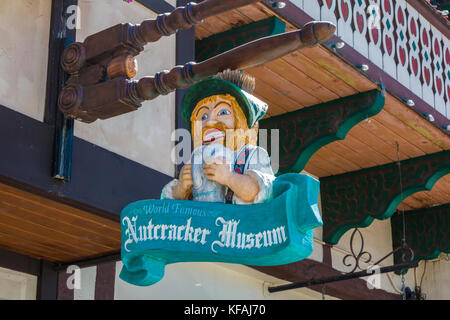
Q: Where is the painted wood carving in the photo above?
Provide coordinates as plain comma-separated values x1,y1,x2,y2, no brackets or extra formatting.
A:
120,70,323,286
259,89,386,175
432,25,446,116
87,1,337,287
408,4,422,95
445,36,450,118
395,0,409,87
353,0,368,58
368,0,383,68
321,150,450,245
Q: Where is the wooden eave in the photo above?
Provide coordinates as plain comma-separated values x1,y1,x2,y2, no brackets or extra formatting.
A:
0,1,448,266
0,182,120,263
195,2,450,211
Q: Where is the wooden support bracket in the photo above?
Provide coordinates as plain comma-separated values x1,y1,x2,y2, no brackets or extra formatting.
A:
259,89,386,175
321,151,450,245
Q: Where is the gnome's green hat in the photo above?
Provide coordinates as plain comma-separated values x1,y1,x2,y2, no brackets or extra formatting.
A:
181,70,268,132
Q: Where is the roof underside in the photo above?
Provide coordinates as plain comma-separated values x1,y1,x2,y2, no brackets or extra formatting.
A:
195,2,450,212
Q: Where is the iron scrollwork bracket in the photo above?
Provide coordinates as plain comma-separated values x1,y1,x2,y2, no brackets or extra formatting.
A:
342,228,414,273
267,228,417,294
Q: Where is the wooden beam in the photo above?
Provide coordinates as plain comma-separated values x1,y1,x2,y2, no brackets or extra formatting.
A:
44,0,77,181
321,151,450,245
135,0,175,14
259,89,385,175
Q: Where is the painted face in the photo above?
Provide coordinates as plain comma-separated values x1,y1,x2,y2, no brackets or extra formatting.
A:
192,96,236,147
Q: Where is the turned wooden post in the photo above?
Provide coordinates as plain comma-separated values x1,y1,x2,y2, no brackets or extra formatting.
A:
60,0,263,74
136,21,336,100
58,21,336,122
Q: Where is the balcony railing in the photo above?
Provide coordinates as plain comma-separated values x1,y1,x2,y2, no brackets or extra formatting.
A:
291,0,449,121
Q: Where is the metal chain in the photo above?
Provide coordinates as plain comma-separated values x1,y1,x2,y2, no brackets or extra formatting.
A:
396,142,408,300
395,142,407,244
401,273,406,300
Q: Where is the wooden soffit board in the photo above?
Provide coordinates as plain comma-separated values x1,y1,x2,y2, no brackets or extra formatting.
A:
0,182,121,263
195,2,450,211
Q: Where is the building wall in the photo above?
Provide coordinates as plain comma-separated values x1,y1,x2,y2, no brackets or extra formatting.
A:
69,261,338,300
0,0,177,177
0,0,51,122
74,0,177,176
412,255,449,300
331,219,450,299
0,267,37,300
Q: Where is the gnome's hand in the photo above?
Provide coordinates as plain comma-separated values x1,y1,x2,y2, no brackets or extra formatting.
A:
203,158,232,186
204,157,260,203
172,164,193,199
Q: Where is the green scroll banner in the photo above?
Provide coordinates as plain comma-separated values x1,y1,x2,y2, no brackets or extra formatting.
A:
120,173,322,286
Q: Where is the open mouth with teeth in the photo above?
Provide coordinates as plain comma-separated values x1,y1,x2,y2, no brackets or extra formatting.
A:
203,128,225,144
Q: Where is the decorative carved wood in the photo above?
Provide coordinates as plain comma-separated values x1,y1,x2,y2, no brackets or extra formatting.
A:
57,0,264,121
391,204,450,272
61,0,263,74
259,89,385,175
321,150,450,245
58,15,336,122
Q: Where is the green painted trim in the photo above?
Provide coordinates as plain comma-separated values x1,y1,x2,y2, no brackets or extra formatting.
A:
195,16,286,62
259,89,385,175
391,204,450,274
321,151,450,245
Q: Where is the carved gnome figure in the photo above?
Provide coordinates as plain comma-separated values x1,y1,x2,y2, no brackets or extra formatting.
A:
161,69,275,204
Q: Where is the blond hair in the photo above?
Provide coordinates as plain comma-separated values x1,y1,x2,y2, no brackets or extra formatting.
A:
191,94,258,150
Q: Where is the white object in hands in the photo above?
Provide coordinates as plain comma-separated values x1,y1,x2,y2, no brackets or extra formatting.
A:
191,144,234,202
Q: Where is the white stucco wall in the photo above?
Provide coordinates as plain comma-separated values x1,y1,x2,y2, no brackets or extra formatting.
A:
73,265,97,300
72,261,339,300
416,256,450,300
113,261,338,300
332,219,401,295
74,0,177,177
0,267,37,300
0,0,51,122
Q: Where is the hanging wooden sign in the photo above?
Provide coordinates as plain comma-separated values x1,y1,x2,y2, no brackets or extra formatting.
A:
119,69,324,286
120,173,321,286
